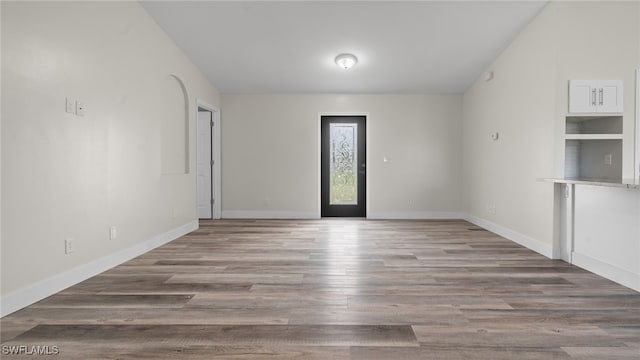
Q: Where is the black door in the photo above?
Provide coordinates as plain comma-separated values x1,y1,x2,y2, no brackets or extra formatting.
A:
321,116,366,217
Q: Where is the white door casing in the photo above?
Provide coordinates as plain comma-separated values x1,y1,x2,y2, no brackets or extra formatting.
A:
636,69,640,184
197,110,213,219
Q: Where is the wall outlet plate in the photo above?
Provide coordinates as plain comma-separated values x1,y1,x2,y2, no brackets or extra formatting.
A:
65,238,75,254
486,203,496,214
75,101,85,116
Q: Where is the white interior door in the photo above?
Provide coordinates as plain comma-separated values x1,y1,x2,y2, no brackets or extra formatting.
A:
197,111,213,219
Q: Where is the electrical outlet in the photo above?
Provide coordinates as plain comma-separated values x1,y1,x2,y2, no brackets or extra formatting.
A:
408,199,415,209
65,238,75,254
75,101,85,116
109,226,117,240
486,203,496,214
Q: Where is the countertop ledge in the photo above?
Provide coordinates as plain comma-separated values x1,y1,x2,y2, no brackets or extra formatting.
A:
541,178,640,189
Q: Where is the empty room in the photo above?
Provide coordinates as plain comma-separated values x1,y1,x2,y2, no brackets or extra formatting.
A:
1,1,640,359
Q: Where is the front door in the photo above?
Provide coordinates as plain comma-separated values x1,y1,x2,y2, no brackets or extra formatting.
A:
321,116,366,217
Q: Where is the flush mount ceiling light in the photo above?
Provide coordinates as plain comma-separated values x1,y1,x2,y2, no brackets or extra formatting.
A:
335,53,358,70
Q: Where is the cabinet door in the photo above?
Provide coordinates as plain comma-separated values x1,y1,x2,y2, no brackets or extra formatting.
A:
569,80,624,113
597,80,623,113
569,80,597,113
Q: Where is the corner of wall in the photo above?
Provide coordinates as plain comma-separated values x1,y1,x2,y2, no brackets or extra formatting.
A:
463,213,555,259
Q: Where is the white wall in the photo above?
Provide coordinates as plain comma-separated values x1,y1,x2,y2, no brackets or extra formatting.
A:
221,94,463,219
1,1,219,315
463,1,640,258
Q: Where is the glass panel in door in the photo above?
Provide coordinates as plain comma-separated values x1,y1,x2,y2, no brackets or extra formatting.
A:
329,123,358,205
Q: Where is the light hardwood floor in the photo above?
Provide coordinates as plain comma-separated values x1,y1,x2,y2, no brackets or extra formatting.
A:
1,219,639,359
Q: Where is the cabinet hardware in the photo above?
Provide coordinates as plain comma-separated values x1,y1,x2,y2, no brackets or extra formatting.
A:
599,88,604,106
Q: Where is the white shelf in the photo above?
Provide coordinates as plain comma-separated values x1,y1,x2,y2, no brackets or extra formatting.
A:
565,134,623,140
566,113,623,118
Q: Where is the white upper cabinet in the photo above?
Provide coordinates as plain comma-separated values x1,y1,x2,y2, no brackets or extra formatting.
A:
569,80,623,113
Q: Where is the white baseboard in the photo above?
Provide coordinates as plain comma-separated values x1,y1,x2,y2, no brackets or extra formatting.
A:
0,221,198,317
464,213,555,259
222,210,464,220
572,252,640,293
367,211,464,220
222,211,320,219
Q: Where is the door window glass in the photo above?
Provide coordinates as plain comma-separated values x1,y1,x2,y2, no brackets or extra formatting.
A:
329,123,358,205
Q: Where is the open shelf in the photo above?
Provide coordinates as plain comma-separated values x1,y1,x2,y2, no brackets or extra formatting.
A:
565,134,623,140
564,115,623,181
565,115,622,135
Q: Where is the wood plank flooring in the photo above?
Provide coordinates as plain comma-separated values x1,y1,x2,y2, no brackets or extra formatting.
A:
2,219,639,359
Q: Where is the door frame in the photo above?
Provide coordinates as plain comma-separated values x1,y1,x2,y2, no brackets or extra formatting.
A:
317,112,370,218
635,68,639,184
196,99,221,219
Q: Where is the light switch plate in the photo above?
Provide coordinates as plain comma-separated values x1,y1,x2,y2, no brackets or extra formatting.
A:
66,98,75,113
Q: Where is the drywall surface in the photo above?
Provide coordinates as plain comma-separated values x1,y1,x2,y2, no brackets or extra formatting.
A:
220,94,463,218
463,2,558,254
573,185,640,290
1,1,219,312
463,1,639,256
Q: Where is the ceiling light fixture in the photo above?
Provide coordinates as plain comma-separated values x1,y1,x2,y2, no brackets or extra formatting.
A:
335,53,358,70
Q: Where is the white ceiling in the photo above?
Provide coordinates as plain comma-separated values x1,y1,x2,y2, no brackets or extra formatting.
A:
141,1,548,94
